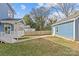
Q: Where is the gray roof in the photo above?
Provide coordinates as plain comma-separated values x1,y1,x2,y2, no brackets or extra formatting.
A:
7,3,16,14
0,18,21,21
0,18,23,24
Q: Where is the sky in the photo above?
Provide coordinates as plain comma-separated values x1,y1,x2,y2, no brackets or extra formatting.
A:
12,3,60,18
12,3,38,18
11,3,79,19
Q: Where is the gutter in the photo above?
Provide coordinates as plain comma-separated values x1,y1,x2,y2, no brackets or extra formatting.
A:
51,17,77,26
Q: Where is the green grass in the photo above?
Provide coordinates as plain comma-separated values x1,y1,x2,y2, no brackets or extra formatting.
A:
0,39,79,56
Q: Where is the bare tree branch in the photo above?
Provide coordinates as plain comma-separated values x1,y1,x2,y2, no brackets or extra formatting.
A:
57,3,77,18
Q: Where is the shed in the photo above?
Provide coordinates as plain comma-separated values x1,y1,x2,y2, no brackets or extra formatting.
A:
52,12,79,41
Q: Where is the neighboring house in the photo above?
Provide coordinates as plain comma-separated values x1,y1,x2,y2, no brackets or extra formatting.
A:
52,12,79,41
24,25,35,32
0,3,24,43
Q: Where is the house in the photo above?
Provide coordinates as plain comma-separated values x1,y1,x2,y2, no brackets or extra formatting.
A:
24,25,35,32
0,3,25,43
52,12,79,41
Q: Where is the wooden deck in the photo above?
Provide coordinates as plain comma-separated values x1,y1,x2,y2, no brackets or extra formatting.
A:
0,31,24,43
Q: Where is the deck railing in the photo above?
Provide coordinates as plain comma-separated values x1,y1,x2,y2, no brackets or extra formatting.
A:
0,31,24,37
0,31,24,43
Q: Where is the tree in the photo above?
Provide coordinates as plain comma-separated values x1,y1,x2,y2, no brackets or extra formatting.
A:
30,7,50,30
49,16,57,24
57,3,77,18
23,15,31,25
23,15,36,28
45,16,57,30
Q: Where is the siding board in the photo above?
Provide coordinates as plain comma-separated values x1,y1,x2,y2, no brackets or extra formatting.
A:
53,21,74,39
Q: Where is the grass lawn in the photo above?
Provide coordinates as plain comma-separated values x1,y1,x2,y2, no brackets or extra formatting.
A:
0,38,79,56
44,36,79,51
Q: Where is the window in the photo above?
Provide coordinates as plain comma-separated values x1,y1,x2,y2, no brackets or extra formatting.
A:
56,27,58,32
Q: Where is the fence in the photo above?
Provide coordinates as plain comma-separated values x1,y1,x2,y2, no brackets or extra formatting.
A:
24,28,35,32
24,31,51,36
